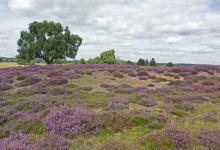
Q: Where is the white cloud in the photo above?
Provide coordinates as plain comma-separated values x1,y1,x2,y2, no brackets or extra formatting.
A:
0,0,219,64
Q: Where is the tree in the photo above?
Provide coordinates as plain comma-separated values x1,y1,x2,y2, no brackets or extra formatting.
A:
149,58,157,66
127,60,134,65
145,59,149,66
16,20,82,64
137,58,146,66
167,62,174,67
100,49,116,64
79,58,86,64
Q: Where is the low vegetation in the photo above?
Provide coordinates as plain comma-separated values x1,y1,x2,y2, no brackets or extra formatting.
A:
0,64,220,149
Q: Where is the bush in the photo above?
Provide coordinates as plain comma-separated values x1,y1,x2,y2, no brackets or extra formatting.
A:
0,133,32,150
198,129,220,149
44,108,102,137
16,76,41,87
48,76,68,85
36,133,70,150
107,98,129,110
0,83,13,91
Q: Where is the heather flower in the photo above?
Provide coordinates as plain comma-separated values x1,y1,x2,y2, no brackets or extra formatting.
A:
44,107,102,137
166,128,191,149
137,70,149,77
36,133,70,150
139,98,157,107
16,76,41,87
48,76,68,85
0,133,32,150
198,129,220,149
0,83,13,91
107,98,129,110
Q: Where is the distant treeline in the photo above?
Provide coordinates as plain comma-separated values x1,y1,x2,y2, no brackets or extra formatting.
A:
0,50,198,67
0,57,16,62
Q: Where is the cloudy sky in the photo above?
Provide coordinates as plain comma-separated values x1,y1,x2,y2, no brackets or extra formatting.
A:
0,0,220,64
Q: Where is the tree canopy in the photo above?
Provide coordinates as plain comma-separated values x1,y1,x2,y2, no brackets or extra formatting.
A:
149,58,157,66
16,20,82,64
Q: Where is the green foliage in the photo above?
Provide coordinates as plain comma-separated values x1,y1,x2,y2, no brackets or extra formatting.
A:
86,50,116,64
167,62,174,67
137,58,146,66
100,49,116,64
80,58,86,64
16,20,82,64
170,110,188,117
127,60,135,65
149,58,157,66
132,116,149,126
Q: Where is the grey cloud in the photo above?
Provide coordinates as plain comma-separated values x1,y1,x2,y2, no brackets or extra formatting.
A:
0,0,219,64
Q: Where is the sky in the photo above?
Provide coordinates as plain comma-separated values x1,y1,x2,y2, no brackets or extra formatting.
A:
0,0,220,64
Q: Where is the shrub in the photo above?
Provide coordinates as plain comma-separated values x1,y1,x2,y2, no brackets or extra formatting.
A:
0,133,32,150
139,98,157,107
36,133,70,150
16,76,41,87
0,113,8,126
44,107,102,137
198,129,220,150
48,76,68,86
113,72,124,78
107,98,129,110
166,128,191,149
0,83,13,91
137,71,149,77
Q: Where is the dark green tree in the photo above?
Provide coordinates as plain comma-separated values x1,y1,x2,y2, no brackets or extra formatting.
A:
16,20,82,64
145,59,149,66
167,62,174,67
127,60,134,65
79,58,86,64
149,58,157,66
137,58,146,66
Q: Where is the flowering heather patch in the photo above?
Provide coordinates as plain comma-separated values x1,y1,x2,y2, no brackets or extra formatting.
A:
36,133,70,150
112,71,124,78
198,129,220,149
166,128,192,149
138,98,157,107
0,83,13,91
107,98,129,110
44,107,102,137
0,133,32,150
137,70,149,77
48,76,68,85
16,76,41,87
114,84,134,94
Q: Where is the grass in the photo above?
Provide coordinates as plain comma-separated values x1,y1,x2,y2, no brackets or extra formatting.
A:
0,62,22,68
